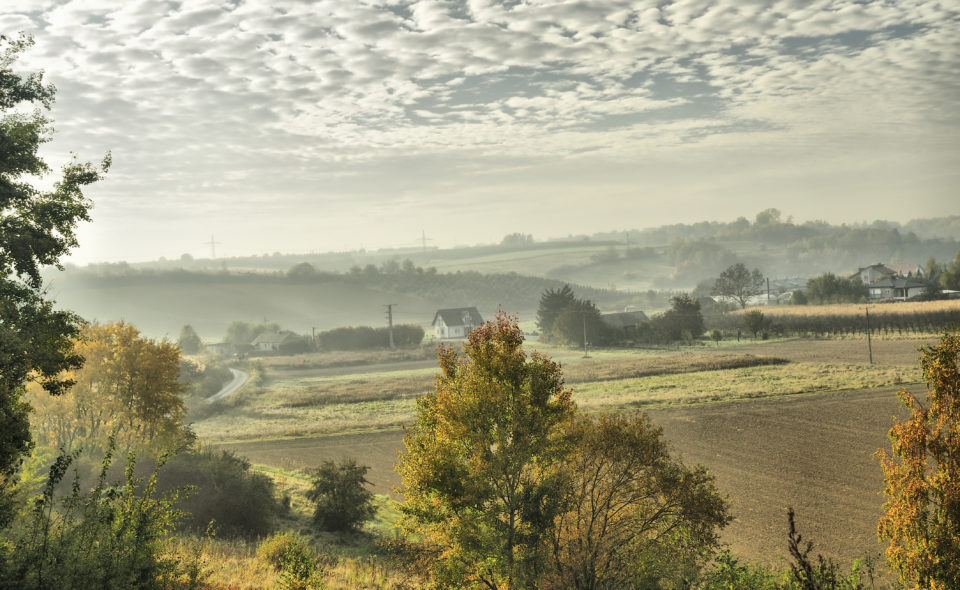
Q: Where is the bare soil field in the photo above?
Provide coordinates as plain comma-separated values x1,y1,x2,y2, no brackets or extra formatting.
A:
731,336,934,366
215,383,919,569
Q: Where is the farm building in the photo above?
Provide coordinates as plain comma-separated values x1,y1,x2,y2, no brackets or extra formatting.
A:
601,310,649,336
867,277,926,301
251,330,304,352
205,341,233,357
432,307,484,339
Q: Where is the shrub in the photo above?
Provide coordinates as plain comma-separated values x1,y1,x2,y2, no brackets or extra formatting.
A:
155,449,277,539
878,331,960,588
257,531,324,590
305,459,376,533
0,443,205,589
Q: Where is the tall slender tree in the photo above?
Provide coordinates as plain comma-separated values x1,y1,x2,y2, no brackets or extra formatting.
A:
397,313,576,588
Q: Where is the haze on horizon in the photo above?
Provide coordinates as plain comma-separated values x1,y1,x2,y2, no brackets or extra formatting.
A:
3,0,956,264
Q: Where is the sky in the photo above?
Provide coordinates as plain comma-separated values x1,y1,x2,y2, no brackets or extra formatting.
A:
2,0,957,264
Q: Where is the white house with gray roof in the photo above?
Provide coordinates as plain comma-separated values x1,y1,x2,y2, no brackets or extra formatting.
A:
432,307,484,339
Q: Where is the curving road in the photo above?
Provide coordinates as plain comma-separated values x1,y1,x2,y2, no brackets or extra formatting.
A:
204,368,249,404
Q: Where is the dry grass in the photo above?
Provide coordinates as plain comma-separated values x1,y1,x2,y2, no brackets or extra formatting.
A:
253,347,439,371
573,361,916,410
168,536,421,590
562,353,789,384
733,299,960,318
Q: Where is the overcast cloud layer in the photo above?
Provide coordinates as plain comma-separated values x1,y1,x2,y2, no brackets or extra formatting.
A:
3,0,957,262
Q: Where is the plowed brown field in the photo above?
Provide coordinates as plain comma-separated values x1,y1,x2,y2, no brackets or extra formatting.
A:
214,337,936,568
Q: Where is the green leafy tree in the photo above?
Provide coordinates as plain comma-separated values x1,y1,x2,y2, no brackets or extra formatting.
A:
713,263,764,309
546,413,729,589
742,309,767,339
710,329,722,347
938,249,960,291
803,273,867,304
551,298,609,347
397,313,576,588
178,324,202,355
657,294,706,342
877,332,960,589
0,33,109,523
306,458,376,533
536,284,576,342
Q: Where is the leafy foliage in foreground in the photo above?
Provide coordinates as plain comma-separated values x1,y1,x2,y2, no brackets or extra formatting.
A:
397,314,729,588
877,331,960,589
0,442,204,589
0,32,109,524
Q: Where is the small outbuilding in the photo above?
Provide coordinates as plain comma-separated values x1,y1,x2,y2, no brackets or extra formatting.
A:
432,307,484,339
600,310,649,336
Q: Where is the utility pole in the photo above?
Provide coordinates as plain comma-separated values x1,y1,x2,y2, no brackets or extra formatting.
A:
865,306,873,364
384,304,396,348
204,235,221,258
582,313,589,358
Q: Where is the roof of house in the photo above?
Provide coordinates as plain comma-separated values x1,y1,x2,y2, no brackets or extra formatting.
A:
886,264,924,277
251,331,301,346
601,310,649,329
850,263,896,281
869,277,926,289
432,307,484,328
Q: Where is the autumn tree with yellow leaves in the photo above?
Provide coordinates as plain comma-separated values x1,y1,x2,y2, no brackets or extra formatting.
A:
878,332,960,589
29,322,188,457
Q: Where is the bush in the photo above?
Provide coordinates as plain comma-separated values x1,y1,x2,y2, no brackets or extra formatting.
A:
315,325,424,350
257,531,324,590
305,459,376,533
155,449,278,538
0,444,205,589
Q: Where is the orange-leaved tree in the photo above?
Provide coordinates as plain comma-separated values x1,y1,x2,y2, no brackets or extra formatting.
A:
877,331,960,589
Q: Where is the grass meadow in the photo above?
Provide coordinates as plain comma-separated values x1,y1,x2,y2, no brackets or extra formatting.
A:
190,337,922,443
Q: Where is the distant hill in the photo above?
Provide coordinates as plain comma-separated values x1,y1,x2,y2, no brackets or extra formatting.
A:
107,211,958,293
45,266,644,340
52,211,958,338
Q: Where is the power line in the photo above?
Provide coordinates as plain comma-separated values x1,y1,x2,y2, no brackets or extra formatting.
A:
384,303,396,348
204,235,222,258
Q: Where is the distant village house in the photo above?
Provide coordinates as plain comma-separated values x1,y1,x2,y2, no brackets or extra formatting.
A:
868,277,926,301
251,330,306,353
849,263,924,285
432,307,484,339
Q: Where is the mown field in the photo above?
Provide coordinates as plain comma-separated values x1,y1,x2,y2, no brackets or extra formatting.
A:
203,334,935,570
193,336,923,443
